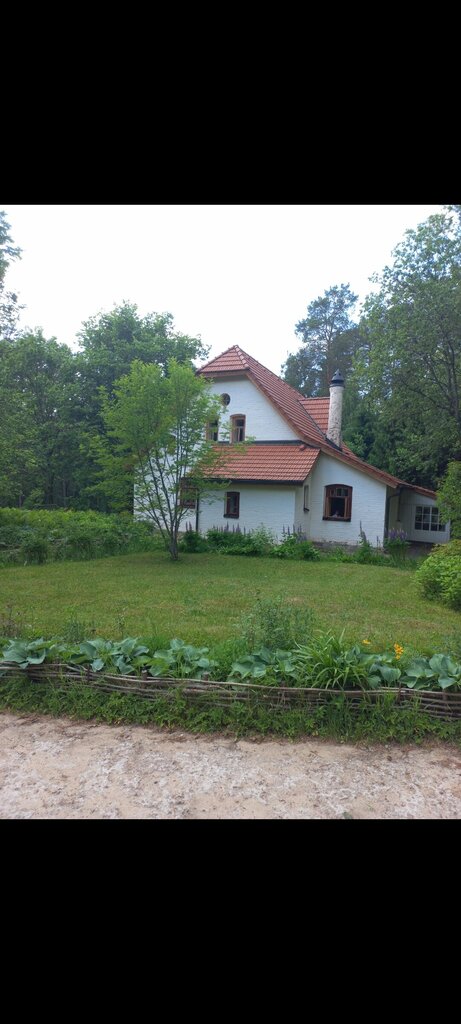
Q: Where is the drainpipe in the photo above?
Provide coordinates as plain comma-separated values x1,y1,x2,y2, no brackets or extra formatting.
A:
195,493,200,534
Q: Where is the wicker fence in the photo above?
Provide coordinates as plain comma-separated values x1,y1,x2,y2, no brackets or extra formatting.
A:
1,662,461,720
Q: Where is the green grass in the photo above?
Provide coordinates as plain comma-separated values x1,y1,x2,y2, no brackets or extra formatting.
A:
1,551,459,654
1,677,460,744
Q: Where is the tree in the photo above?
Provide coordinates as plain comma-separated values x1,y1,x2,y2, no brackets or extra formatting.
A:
437,461,461,537
101,360,226,560
74,303,210,511
0,211,23,340
0,331,82,506
355,210,461,487
282,284,359,396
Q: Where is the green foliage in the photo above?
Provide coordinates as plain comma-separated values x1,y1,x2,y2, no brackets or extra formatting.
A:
294,631,404,690
235,593,315,651
416,553,461,609
1,676,460,744
146,639,218,679
353,210,461,488
401,654,461,692
206,524,275,556
230,647,299,683
178,530,210,553
20,535,50,564
282,284,359,397
437,461,461,537
0,507,160,566
102,359,225,560
271,535,319,560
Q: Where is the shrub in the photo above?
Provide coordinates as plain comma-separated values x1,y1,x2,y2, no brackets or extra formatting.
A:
272,536,319,560
207,524,275,556
20,536,50,564
0,508,160,566
235,594,314,651
178,530,210,553
416,554,461,610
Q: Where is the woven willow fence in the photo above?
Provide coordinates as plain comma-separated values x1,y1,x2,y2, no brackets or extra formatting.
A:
1,662,461,720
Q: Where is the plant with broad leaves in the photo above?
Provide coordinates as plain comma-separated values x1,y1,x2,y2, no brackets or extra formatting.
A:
229,647,299,684
148,638,218,679
400,654,461,692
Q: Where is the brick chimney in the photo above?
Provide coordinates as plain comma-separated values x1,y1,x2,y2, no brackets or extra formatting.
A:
326,369,344,447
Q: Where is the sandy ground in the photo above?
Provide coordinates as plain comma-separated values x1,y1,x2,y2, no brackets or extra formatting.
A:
0,711,460,819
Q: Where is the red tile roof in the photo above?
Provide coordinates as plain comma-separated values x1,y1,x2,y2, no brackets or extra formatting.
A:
208,444,320,483
199,345,327,446
198,346,436,498
299,397,330,434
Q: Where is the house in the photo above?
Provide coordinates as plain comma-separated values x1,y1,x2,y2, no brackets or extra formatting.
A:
181,345,450,547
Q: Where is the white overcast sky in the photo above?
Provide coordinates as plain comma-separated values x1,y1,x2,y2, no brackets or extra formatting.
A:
2,204,444,374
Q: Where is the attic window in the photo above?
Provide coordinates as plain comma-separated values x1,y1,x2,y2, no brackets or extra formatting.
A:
206,420,219,441
231,415,245,442
323,484,352,521
220,393,231,406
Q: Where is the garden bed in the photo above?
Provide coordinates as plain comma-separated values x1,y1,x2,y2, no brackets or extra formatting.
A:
2,663,461,720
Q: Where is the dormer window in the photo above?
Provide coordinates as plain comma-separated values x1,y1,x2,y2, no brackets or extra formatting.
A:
323,484,352,521
206,420,219,441
230,414,245,442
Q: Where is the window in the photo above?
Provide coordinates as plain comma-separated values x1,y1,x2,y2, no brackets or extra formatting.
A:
303,485,309,512
230,414,245,442
414,505,445,532
206,419,219,441
220,393,231,406
224,491,240,518
180,479,197,510
323,484,352,521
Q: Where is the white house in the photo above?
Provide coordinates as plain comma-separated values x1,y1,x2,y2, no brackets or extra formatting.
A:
178,345,450,548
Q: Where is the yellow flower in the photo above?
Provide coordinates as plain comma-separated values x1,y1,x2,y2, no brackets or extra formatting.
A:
393,642,404,660
362,639,371,645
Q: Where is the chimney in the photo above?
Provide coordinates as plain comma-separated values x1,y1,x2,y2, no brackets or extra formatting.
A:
326,369,344,447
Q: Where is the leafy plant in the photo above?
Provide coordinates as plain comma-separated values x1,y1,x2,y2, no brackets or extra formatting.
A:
229,647,299,683
147,638,218,679
235,594,314,651
416,553,461,609
401,654,461,691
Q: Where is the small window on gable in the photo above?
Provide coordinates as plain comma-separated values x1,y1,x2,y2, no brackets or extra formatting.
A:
323,484,352,521
220,393,231,407
224,491,240,518
180,479,197,510
230,415,245,442
414,505,446,532
206,419,219,442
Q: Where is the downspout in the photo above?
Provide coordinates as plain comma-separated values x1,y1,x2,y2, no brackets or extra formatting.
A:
195,493,200,534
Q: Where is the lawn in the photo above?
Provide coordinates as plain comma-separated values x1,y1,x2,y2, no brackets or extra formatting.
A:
0,551,459,655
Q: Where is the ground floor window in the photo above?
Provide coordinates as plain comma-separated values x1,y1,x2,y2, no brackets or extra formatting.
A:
180,479,197,510
414,505,445,532
224,491,240,518
323,484,352,521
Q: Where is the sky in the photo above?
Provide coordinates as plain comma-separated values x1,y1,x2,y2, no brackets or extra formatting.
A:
2,204,445,374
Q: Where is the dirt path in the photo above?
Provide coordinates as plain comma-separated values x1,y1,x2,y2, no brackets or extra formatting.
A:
0,711,460,818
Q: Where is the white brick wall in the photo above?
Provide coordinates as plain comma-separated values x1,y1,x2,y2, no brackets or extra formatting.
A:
208,376,298,440
182,484,297,539
305,453,387,546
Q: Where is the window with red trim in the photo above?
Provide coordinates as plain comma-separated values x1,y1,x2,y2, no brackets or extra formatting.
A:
180,479,197,509
323,484,352,521
230,415,245,442
224,491,240,518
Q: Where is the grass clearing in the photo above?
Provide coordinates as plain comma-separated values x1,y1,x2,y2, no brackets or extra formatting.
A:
0,551,459,654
